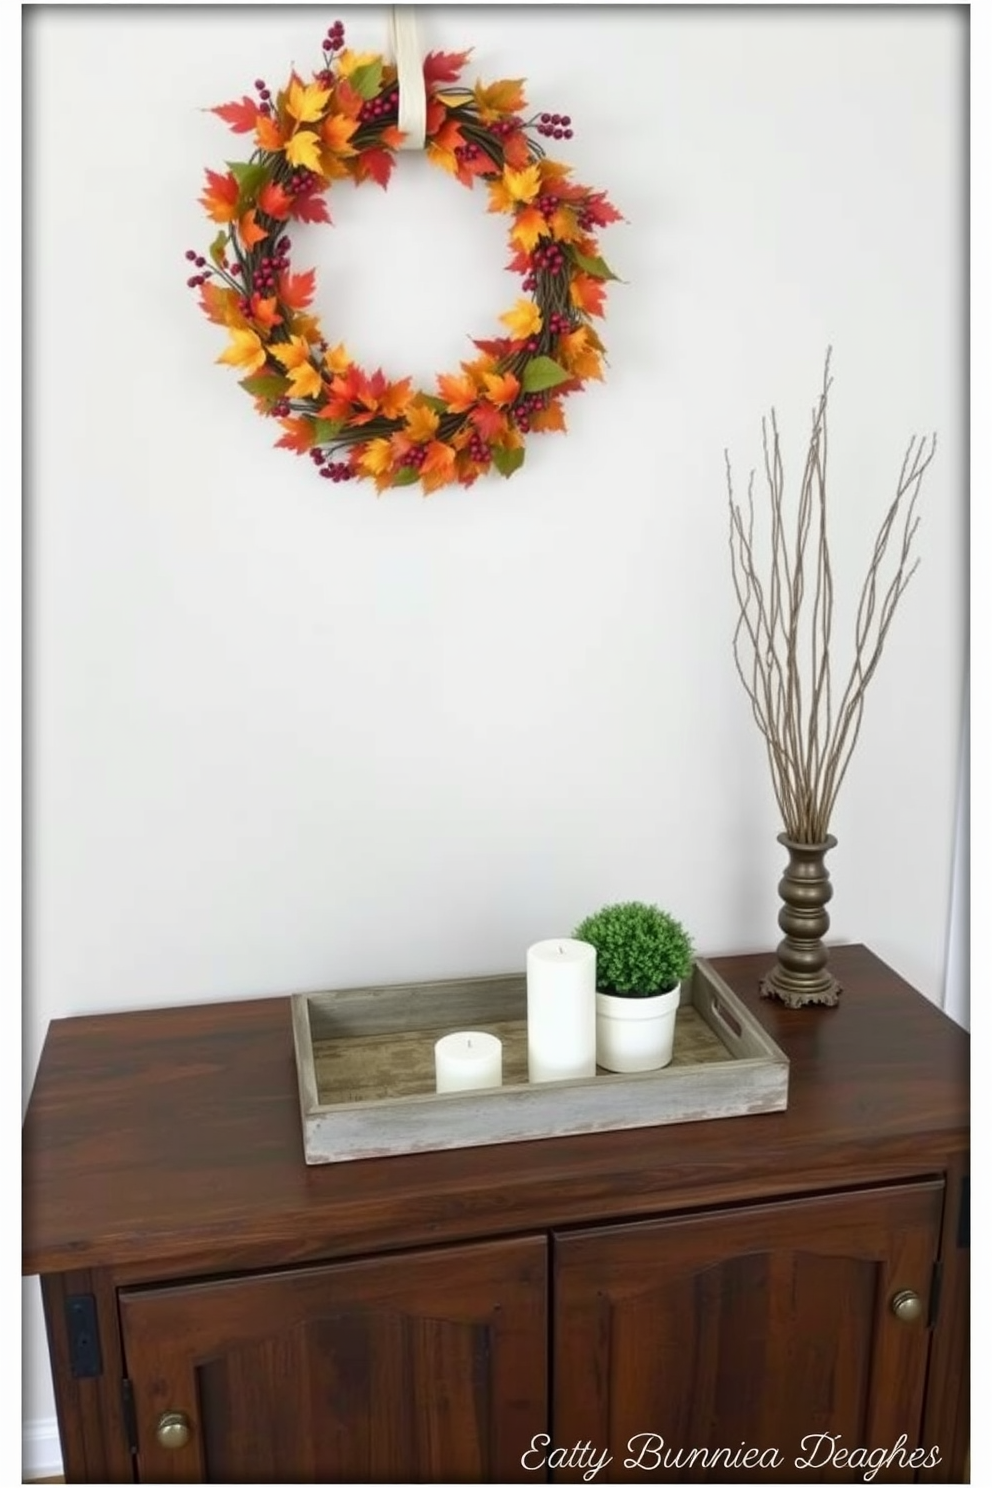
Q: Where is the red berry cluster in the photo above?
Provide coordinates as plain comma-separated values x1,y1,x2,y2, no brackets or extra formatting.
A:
521,240,567,291
244,239,291,301
547,310,572,337
311,449,355,481
512,391,550,433
184,248,209,289
399,444,429,470
360,88,399,125
287,168,318,197
322,20,345,55
253,77,274,117
466,430,490,465
536,111,572,141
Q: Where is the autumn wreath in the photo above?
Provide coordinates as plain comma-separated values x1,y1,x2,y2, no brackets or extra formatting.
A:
186,19,622,494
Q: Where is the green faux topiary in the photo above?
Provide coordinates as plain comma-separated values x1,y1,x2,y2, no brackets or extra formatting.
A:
573,900,694,997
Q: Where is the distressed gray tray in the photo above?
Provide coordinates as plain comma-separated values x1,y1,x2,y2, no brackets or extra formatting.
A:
290,958,789,1164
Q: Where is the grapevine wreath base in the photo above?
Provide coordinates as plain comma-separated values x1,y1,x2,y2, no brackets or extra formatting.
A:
186,18,622,494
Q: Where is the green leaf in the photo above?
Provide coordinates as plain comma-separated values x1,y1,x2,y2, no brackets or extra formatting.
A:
229,160,270,205
391,466,422,486
208,230,229,267
570,249,619,281
492,445,525,478
313,418,344,445
419,395,448,413
349,61,384,101
521,356,571,394
239,373,290,398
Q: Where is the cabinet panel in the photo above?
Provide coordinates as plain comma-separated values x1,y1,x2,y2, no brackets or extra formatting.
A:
118,1234,547,1484
553,1183,942,1483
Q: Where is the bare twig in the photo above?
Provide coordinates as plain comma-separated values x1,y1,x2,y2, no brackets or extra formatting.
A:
726,350,936,843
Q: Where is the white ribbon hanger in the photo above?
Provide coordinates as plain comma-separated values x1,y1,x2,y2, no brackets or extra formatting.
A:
387,7,427,151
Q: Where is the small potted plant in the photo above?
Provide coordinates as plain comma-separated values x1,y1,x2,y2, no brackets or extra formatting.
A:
573,900,695,1073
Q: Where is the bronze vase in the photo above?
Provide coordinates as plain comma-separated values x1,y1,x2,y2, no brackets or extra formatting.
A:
761,833,842,1008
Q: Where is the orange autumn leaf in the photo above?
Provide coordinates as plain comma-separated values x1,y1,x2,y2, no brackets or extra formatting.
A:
332,78,364,120
420,440,458,493
378,376,414,420
248,294,283,330
483,370,521,408
569,272,608,318
199,168,240,223
548,205,585,244
275,417,316,454
404,403,441,444
436,370,479,413
558,327,604,381
528,400,568,434
278,268,317,311
238,209,268,249
509,206,547,255
217,326,266,373
198,280,243,327
255,113,285,152
502,130,531,170
320,112,359,155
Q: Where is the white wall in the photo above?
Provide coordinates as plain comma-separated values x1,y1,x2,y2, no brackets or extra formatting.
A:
22,3,967,1458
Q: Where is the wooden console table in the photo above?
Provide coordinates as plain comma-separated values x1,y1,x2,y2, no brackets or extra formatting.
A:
22,945,969,1483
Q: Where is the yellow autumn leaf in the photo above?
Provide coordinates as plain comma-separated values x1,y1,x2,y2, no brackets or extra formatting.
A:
548,205,584,244
269,336,311,371
284,129,323,172
489,163,541,214
499,300,542,340
558,328,604,381
285,362,324,400
357,438,395,477
324,343,352,375
336,49,381,78
473,77,527,121
217,326,266,373
285,77,332,124
404,403,440,444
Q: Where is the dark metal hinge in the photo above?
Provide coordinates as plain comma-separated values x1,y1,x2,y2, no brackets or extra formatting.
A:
958,1175,970,1248
121,1378,138,1456
64,1293,103,1379
928,1260,944,1327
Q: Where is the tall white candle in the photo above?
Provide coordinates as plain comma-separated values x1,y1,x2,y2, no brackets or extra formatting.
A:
434,1031,503,1094
526,938,597,1084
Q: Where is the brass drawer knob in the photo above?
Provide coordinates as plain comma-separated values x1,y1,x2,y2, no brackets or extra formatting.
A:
891,1289,923,1324
155,1410,192,1449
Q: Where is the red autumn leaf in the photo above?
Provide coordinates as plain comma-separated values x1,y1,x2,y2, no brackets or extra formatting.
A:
502,130,531,170
570,272,608,318
580,191,624,227
277,268,317,311
198,168,240,223
238,208,268,249
355,149,395,190
210,96,260,134
425,98,447,138
471,336,516,360
423,49,472,86
258,180,294,220
469,402,508,441
290,191,332,225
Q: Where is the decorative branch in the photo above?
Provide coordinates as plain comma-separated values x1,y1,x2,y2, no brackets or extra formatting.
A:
726,349,936,844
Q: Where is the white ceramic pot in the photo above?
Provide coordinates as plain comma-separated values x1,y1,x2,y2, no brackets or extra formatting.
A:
595,985,681,1073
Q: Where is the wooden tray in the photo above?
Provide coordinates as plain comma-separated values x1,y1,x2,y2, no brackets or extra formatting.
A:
290,958,789,1164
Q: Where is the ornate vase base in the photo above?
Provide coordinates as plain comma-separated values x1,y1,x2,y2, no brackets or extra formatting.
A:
760,965,842,1009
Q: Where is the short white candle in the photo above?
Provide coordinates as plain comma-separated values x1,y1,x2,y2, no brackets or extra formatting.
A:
434,1031,503,1094
526,938,597,1084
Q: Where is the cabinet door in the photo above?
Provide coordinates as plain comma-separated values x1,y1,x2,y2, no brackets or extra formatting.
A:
553,1182,942,1483
118,1234,547,1484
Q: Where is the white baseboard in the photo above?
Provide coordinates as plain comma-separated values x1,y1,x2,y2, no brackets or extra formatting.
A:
22,1416,63,1480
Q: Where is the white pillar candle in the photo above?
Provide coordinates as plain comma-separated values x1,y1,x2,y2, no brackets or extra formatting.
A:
526,938,597,1084
434,1031,503,1094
